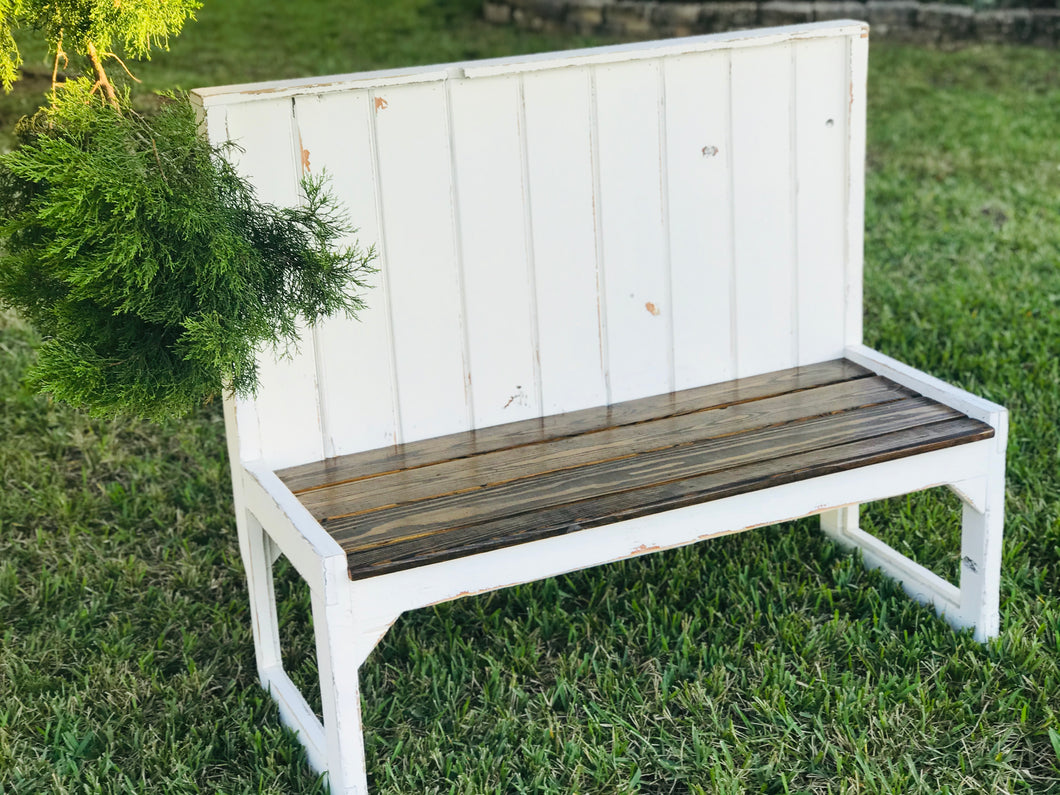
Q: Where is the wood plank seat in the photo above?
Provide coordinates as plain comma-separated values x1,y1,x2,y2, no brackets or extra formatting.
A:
277,359,994,581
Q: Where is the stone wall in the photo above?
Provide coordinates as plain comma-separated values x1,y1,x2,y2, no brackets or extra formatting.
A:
483,0,1060,45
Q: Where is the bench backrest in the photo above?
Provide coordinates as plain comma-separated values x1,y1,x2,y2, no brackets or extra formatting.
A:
192,21,869,470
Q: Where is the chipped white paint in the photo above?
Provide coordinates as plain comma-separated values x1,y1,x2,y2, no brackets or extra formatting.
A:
594,58,672,402
845,30,869,348
294,92,400,456
218,98,326,468
195,22,1007,795
448,74,541,427
663,50,735,389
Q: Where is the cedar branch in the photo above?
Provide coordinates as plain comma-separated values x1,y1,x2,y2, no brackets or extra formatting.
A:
85,41,119,109
51,30,68,92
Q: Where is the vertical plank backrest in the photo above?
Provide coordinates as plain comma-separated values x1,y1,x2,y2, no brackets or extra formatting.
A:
194,22,868,470
293,92,399,456
448,75,541,428
206,98,327,466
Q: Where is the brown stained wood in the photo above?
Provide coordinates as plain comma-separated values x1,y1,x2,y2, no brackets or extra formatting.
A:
343,418,992,578
298,376,910,521
270,359,994,581
277,358,872,493
325,397,977,550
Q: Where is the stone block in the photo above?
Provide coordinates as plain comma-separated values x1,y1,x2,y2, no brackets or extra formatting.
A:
651,3,705,35
976,9,1033,44
760,1,815,26
483,2,513,23
1029,9,1060,47
531,0,568,21
568,2,606,33
813,2,868,22
605,1,656,35
917,4,974,42
865,0,917,36
698,2,759,32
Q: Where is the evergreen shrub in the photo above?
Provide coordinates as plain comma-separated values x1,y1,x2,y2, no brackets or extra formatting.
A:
0,80,374,419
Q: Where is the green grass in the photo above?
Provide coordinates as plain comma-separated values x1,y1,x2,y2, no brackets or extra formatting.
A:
2,4,1060,793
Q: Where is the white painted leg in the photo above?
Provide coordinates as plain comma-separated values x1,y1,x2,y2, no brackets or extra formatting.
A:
955,455,1005,642
819,447,1005,643
820,500,961,617
243,510,333,777
821,504,859,542
312,562,371,795
243,510,283,677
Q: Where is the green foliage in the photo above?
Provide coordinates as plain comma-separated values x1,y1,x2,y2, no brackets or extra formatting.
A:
0,79,373,419
1,0,200,91
0,0,25,91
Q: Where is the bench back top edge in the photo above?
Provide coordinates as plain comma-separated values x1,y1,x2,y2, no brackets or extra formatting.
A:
201,22,870,470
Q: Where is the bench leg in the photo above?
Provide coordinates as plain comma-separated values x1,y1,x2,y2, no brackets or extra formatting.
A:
955,457,1005,642
819,447,1005,643
312,573,371,795
820,504,859,541
241,509,372,791
242,510,283,681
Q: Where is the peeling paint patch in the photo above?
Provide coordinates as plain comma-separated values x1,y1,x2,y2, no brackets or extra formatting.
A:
629,543,661,555
645,301,661,316
503,386,529,410
962,555,979,573
375,96,389,112
301,148,311,172
243,80,344,96
428,586,515,607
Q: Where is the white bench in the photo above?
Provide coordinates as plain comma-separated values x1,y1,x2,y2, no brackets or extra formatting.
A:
191,21,1007,795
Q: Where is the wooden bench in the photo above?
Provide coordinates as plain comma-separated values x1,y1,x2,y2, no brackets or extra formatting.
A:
191,21,1007,795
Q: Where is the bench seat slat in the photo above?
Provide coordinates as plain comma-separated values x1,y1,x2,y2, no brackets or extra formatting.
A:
277,358,871,493
339,418,991,579
273,359,994,581
325,396,967,544
297,376,909,521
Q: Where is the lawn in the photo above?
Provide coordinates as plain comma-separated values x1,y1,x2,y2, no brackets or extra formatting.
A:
1,2,1059,793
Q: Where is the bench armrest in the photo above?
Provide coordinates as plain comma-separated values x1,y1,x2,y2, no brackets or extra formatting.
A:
844,344,1008,449
241,461,347,592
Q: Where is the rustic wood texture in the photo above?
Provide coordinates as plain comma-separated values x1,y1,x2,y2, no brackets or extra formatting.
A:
274,359,994,580
277,358,869,492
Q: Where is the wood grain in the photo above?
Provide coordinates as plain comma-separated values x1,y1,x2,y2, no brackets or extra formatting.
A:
325,396,969,547
297,376,909,521
277,358,871,493
271,360,993,580
342,418,992,578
